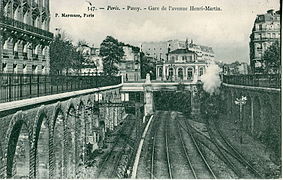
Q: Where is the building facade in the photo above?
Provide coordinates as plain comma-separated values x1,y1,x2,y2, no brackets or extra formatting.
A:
0,0,53,74
119,46,141,81
223,62,249,75
156,48,207,82
141,39,215,62
249,9,280,74
78,45,103,75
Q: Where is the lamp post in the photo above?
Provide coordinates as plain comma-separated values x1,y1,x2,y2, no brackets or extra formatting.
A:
234,96,247,144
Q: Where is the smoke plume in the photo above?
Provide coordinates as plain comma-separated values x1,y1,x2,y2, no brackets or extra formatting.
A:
200,63,221,95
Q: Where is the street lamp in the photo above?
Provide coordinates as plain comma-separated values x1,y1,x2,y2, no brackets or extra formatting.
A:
234,96,247,144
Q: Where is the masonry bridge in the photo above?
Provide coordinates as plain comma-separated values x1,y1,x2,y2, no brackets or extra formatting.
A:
0,73,280,178
221,74,281,156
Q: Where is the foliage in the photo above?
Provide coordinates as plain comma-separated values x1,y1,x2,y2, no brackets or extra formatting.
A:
99,36,124,76
263,41,281,74
50,33,85,75
140,52,156,79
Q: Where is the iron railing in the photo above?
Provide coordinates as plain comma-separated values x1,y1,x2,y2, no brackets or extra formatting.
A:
222,74,281,89
0,73,122,103
0,15,53,39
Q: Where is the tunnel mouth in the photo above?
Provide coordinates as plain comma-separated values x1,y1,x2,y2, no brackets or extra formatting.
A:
153,91,191,115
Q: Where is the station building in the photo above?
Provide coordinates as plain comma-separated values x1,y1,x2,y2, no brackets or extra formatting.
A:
0,0,53,74
156,48,207,82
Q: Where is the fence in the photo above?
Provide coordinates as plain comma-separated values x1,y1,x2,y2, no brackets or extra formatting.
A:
0,73,122,103
222,74,281,89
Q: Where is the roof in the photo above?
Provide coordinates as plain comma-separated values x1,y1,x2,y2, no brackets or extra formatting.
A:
168,49,196,55
255,9,280,23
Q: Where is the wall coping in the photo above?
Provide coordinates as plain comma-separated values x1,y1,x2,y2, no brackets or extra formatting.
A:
222,83,281,93
0,84,122,114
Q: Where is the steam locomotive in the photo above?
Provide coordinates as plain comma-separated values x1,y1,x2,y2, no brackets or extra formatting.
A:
200,91,221,119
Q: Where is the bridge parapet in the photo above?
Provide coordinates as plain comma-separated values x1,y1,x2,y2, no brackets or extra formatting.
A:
222,74,281,89
0,73,122,103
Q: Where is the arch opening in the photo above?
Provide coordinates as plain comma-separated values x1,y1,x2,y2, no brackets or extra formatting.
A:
34,114,49,178
53,111,65,179
6,121,30,179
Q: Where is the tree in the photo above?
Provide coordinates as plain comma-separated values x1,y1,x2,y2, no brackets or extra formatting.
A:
263,41,281,74
99,36,124,76
50,32,85,75
140,52,156,79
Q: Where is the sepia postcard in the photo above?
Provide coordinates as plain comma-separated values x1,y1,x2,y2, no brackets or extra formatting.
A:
0,0,281,179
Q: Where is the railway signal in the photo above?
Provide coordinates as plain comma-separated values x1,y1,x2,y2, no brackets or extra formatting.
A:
234,96,247,144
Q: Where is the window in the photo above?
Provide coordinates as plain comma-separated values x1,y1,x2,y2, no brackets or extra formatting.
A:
258,24,262,30
187,68,193,80
171,56,175,61
158,67,163,77
178,68,183,79
188,56,192,62
199,67,204,76
32,65,38,74
169,67,174,77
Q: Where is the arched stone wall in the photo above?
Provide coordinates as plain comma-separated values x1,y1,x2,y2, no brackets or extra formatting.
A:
0,86,126,179
5,112,31,179
32,106,49,179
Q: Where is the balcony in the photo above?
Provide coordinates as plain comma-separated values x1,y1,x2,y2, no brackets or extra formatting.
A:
0,15,53,40
3,50,9,58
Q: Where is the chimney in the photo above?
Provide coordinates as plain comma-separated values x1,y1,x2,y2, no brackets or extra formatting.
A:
267,9,274,14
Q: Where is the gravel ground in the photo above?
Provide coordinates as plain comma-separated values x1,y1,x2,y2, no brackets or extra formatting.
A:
217,113,281,178
198,142,238,179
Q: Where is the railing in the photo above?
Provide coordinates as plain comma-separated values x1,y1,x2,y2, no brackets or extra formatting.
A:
0,16,53,39
0,73,122,103
222,74,281,89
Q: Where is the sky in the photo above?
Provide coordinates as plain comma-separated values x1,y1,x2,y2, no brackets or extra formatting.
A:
50,0,280,63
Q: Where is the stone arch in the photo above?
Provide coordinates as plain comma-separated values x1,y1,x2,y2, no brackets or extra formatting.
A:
252,95,261,137
76,101,86,168
225,88,233,115
32,106,49,178
243,93,252,133
5,111,30,179
260,95,273,135
51,103,66,179
85,100,94,160
98,121,106,149
65,102,76,178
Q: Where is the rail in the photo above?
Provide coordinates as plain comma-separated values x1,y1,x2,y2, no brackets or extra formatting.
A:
222,74,280,88
0,73,122,103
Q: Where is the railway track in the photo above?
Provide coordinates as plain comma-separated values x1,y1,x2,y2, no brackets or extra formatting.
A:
211,119,263,178
175,121,197,178
164,112,173,179
150,119,157,179
204,119,244,178
149,112,172,179
96,115,136,178
176,115,217,179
